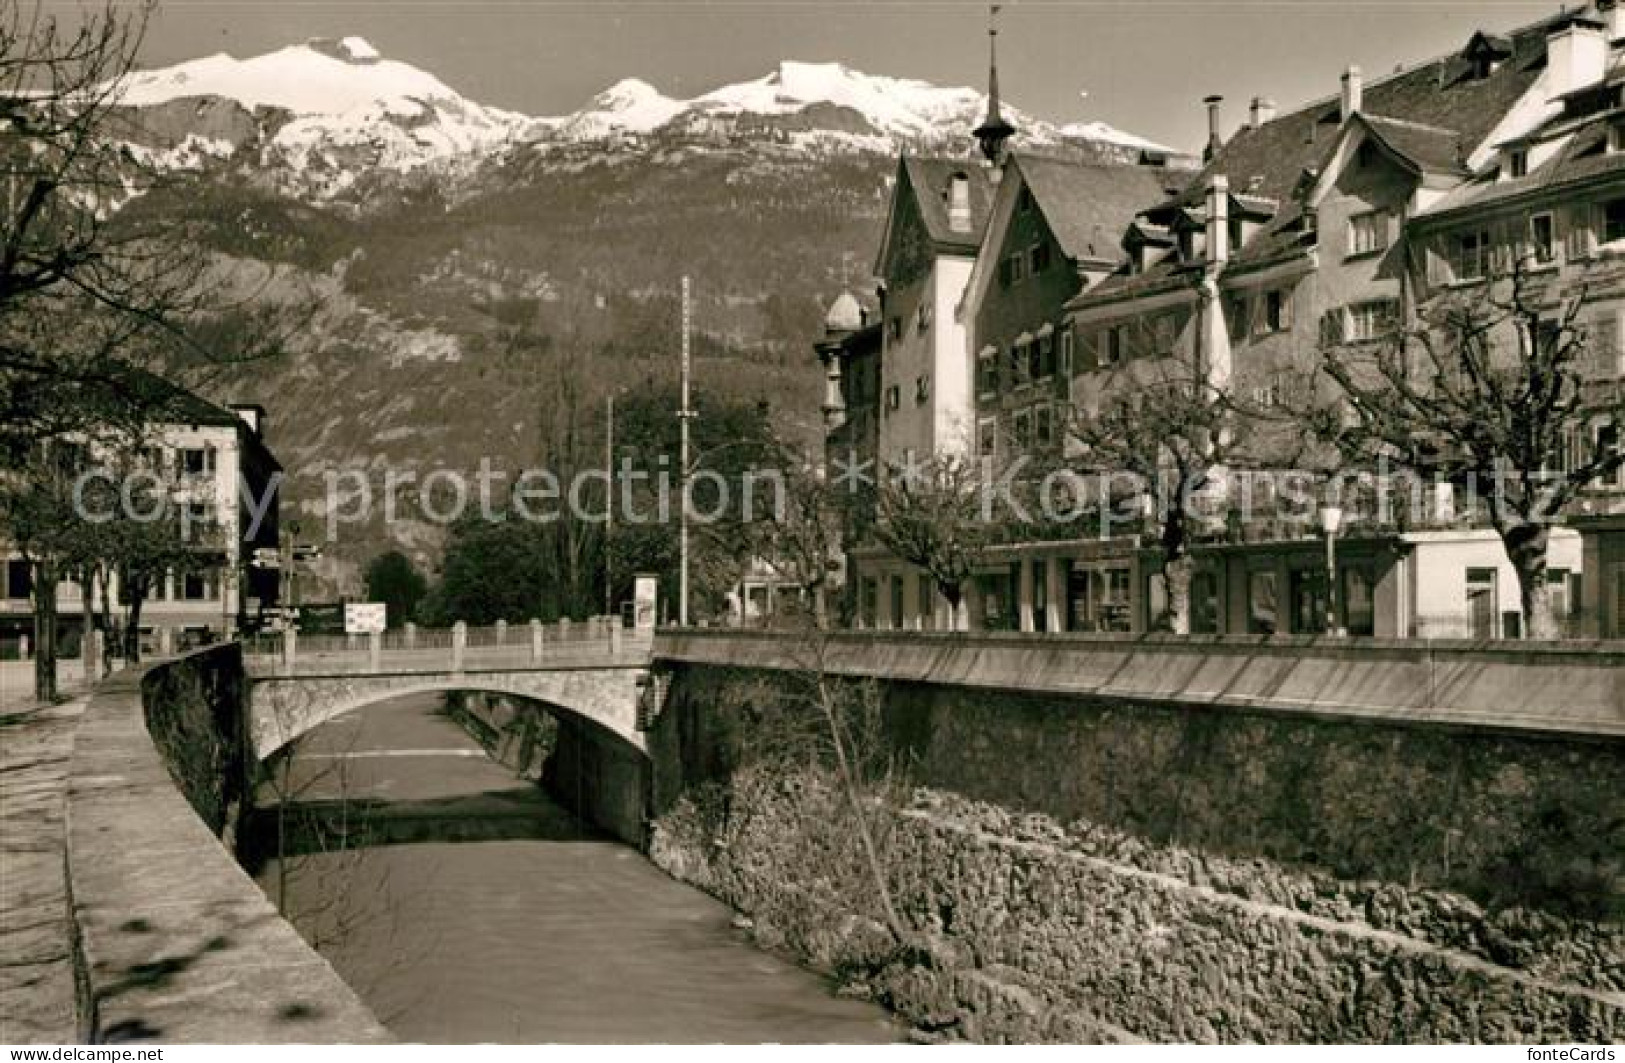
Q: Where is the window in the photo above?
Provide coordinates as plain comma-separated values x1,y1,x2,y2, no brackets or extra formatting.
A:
1013,410,1033,449
1347,299,1399,342
1343,568,1376,636
915,375,931,404
1605,199,1625,244
1529,213,1556,265
1319,309,1346,347
978,416,998,458
1036,332,1056,378
1010,339,1029,384
977,348,999,397
889,576,905,630
1034,404,1054,447
1059,327,1074,376
1102,325,1126,366
1227,294,1250,341
916,303,932,332
1153,314,1176,355
1263,288,1293,333
1348,210,1389,257
5,560,32,600
1004,252,1026,286
1247,570,1279,634
181,569,218,602
1453,229,1491,280
1030,241,1052,274
887,317,903,341
1507,150,1528,179
884,385,900,411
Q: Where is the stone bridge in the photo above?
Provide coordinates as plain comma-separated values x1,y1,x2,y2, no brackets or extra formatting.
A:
243,627,653,759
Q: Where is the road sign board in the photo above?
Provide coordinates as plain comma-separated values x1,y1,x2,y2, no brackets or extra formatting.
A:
344,602,387,635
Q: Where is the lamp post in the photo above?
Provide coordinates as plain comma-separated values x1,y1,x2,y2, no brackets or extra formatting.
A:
1319,504,1343,636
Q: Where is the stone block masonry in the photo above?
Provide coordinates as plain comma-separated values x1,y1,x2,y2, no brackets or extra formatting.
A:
643,645,1624,1043
651,770,1624,1043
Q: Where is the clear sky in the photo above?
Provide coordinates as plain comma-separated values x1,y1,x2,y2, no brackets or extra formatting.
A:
119,0,1559,150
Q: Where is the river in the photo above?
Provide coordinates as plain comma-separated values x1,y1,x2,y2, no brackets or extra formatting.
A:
252,692,899,1044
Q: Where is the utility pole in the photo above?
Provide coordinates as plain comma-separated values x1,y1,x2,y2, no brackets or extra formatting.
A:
678,275,693,628
604,390,615,619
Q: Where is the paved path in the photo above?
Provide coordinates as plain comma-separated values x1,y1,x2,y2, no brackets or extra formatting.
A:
0,698,85,1044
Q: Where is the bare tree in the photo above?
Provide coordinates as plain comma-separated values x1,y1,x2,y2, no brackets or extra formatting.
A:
1063,361,1261,634
0,0,305,464
870,452,992,631
1317,265,1625,639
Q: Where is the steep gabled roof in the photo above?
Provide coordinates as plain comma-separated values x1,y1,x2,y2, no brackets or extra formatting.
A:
1158,10,1553,212
1362,114,1472,177
898,156,995,252
1417,115,1625,221
111,364,245,430
1013,154,1171,265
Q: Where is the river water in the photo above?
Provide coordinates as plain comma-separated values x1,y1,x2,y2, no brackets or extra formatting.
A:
253,692,899,1044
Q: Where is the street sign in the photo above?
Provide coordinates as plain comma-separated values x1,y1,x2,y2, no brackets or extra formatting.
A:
344,602,387,635
633,574,658,630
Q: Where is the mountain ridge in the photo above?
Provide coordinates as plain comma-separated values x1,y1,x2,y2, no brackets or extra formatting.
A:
113,38,1182,200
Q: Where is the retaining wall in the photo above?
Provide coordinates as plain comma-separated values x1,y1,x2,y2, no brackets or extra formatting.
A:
66,649,389,1043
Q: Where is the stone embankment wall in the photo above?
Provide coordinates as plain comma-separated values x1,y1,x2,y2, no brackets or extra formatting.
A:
645,659,1624,1043
446,692,649,846
66,649,390,1043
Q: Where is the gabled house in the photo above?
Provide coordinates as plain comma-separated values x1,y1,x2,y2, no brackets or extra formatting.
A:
1058,8,1603,638
872,156,994,463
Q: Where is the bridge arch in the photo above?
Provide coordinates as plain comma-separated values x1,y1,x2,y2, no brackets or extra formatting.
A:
247,666,648,762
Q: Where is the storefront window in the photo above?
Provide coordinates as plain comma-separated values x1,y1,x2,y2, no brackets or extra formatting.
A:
1032,560,1048,632
1290,568,1329,634
1191,570,1219,634
1090,567,1132,632
1248,570,1279,634
1343,567,1375,636
977,571,1014,630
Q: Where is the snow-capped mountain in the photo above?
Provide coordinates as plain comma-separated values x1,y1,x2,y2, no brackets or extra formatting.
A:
112,36,538,197
111,39,1175,201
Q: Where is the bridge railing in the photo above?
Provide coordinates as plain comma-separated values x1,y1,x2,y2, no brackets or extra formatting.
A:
242,617,653,677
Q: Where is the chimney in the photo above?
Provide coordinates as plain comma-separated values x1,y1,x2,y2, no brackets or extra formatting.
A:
1249,96,1277,129
1203,95,1224,162
229,403,264,437
1547,15,1608,102
1206,174,1231,266
1340,66,1363,122
947,172,972,233
1602,0,1625,44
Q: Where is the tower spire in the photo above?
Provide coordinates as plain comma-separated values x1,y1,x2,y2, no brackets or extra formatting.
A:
974,4,1016,167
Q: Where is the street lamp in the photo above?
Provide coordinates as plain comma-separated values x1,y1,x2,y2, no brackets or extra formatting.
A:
1319,504,1343,636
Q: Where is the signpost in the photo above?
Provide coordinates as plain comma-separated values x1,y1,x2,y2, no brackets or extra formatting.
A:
344,602,388,635
633,574,658,631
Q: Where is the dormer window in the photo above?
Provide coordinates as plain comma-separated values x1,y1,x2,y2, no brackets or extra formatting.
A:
1507,149,1529,179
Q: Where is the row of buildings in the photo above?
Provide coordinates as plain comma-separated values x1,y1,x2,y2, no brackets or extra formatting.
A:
817,6,1625,639
1,381,282,661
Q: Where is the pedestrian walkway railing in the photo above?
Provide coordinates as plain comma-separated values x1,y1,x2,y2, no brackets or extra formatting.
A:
242,618,653,676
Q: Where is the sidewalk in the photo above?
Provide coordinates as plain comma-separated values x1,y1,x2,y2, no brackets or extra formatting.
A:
0,695,87,1043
